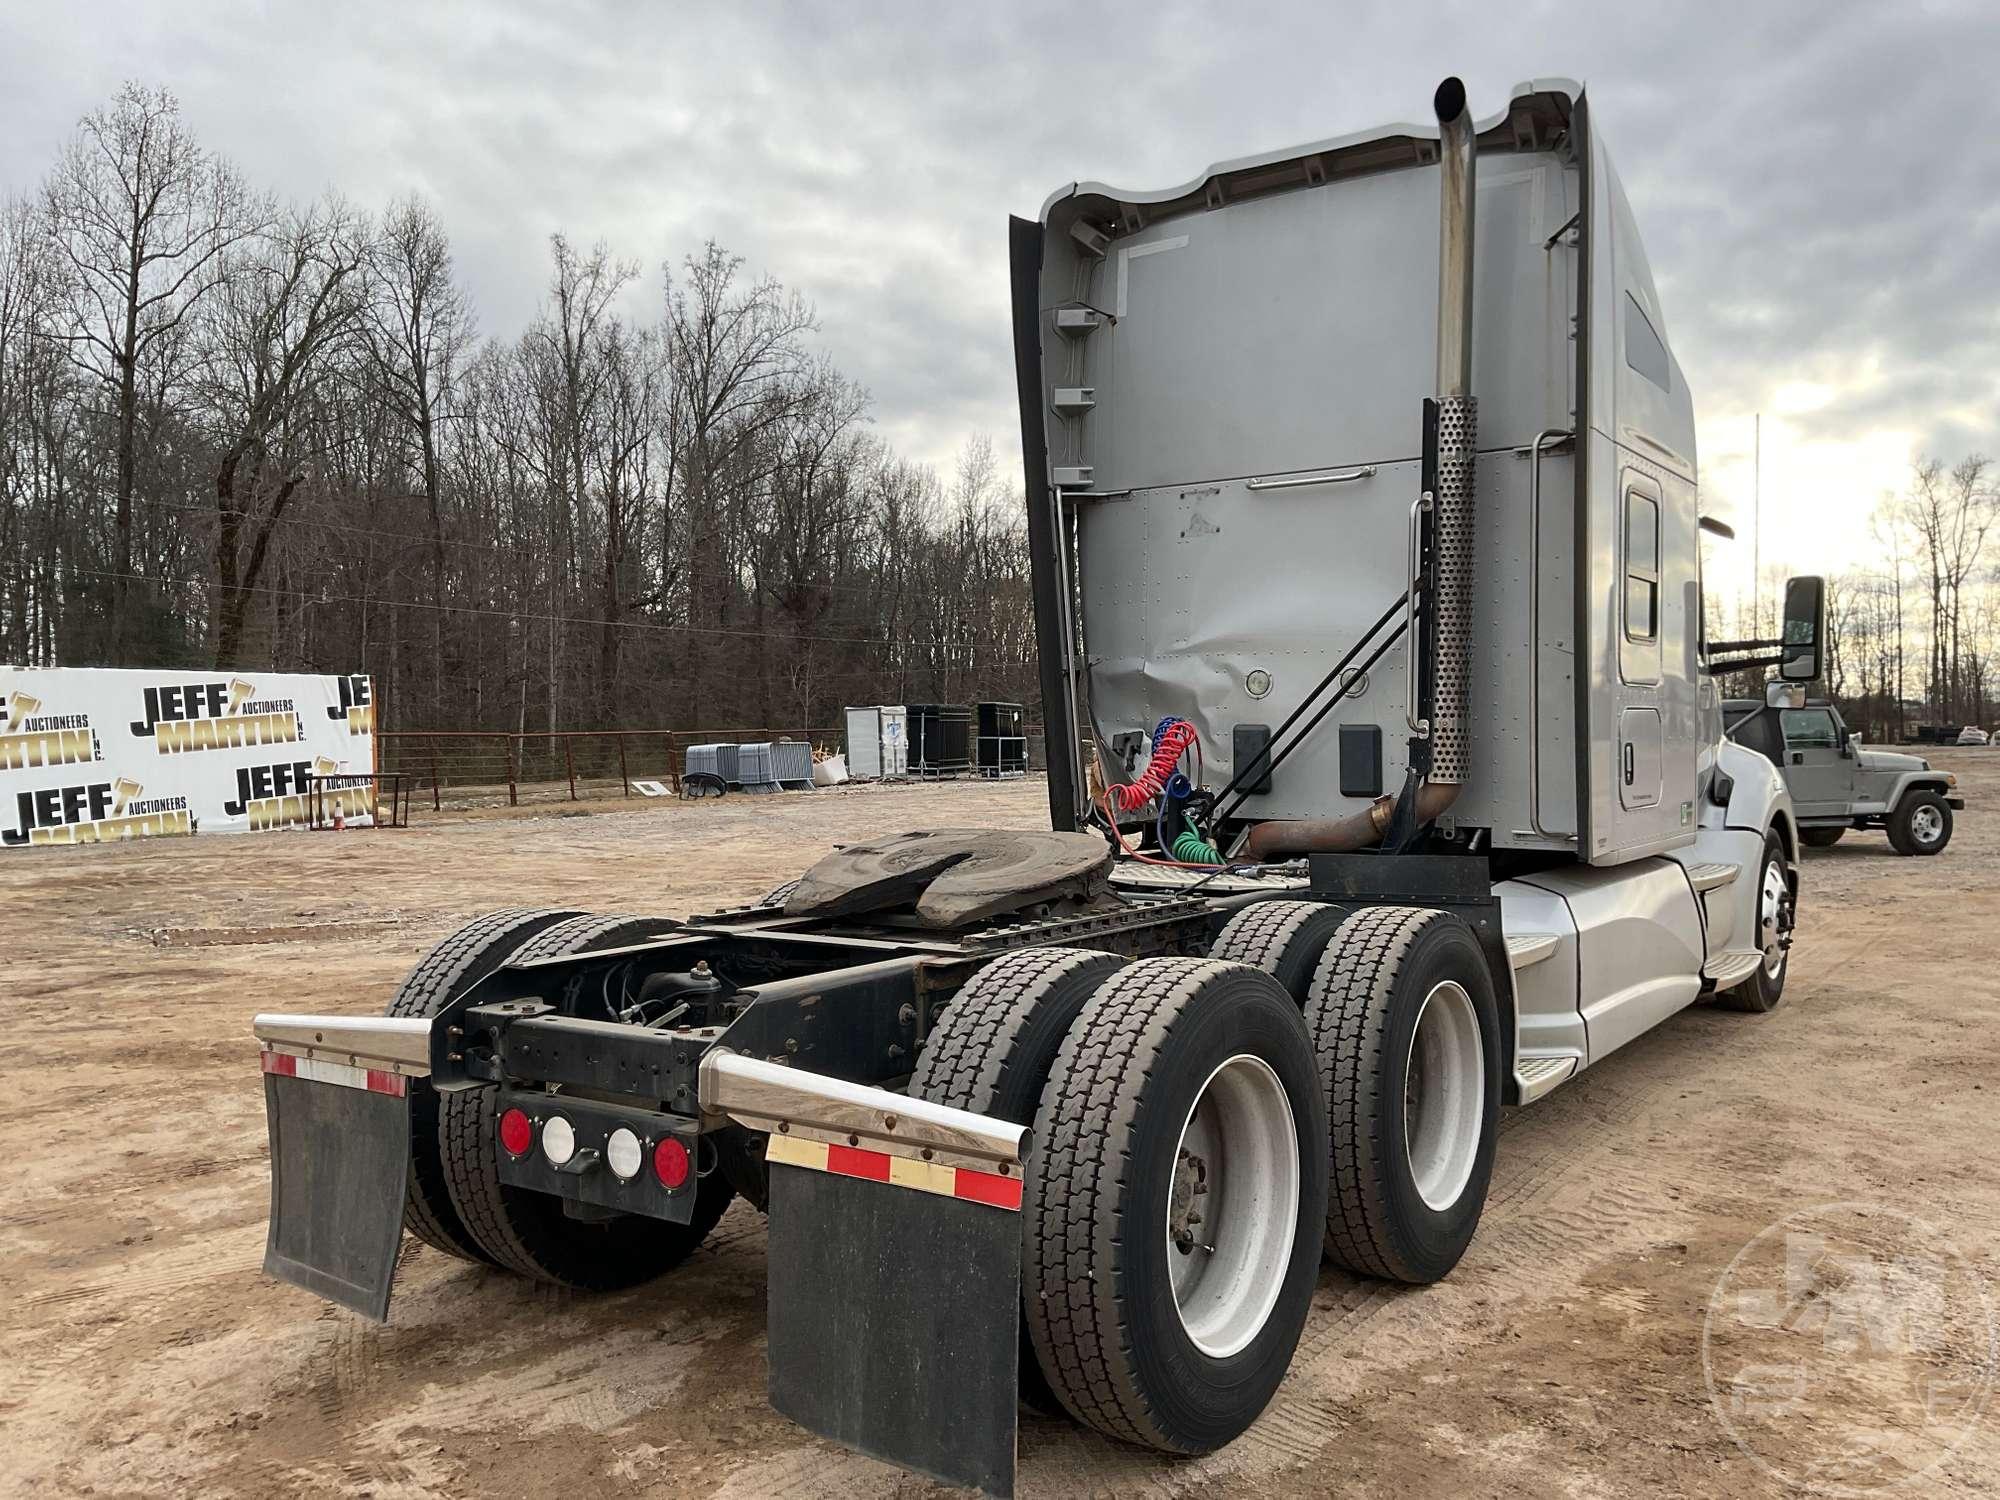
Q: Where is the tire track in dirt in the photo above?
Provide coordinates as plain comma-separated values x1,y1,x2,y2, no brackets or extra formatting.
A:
709,1034,1686,1498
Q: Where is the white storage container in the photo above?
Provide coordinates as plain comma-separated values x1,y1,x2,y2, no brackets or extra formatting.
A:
843,705,909,780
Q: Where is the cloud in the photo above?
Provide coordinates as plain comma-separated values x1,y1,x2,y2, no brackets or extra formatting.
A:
3,0,1996,584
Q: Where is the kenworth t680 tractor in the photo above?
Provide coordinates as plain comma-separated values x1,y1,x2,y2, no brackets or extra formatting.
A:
252,79,1823,1496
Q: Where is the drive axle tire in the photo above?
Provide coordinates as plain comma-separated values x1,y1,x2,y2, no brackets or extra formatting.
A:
1721,831,1793,1012
911,946,1125,1122
1799,826,1845,849
910,945,1125,1411
441,913,732,1289
1306,906,1500,1284
1208,899,1352,1005
1888,790,1952,856
386,907,585,1264
1024,959,1327,1453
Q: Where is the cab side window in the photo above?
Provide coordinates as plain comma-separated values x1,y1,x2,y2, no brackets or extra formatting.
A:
1620,478,1662,683
1779,708,1838,750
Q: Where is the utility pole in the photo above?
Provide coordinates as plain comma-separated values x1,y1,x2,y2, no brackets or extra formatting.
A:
1751,412,1761,634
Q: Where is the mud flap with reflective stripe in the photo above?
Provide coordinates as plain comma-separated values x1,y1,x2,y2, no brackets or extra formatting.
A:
765,1141,1022,1498
261,1053,412,1322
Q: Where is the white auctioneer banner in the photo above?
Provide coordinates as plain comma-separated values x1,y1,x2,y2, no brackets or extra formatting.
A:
0,666,375,848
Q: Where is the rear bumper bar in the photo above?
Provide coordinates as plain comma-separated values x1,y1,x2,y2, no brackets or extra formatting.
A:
251,1011,1028,1173
252,1012,432,1075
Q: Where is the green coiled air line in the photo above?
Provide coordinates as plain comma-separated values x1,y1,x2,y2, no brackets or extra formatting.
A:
1172,829,1224,865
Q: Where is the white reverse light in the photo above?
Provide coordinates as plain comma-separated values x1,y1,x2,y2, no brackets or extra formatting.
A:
606,1127,644,1180
541,1114,576,1167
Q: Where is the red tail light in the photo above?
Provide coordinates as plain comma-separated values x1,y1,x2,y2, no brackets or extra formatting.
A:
498,1107,533,1156
653,1136,691,1189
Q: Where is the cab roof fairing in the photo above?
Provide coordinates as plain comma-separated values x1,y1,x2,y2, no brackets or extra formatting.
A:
1038,77,1584,238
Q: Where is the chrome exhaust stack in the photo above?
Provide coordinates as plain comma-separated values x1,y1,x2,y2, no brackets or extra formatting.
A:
1428,75,1477,792
1241,79,1481,863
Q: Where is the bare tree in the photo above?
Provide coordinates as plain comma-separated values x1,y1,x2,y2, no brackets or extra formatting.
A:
368,195,471,604
199,198,371,667
1901,455,1997,723
41,84,264,656
3,88,1043,743
368,194,473,709
665,242,816,722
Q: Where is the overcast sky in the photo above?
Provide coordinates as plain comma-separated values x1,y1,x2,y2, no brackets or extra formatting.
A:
4,1,1997,602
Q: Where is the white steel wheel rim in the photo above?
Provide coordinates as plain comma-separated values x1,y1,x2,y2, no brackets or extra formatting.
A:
1403,981,1484,1212
1911,805,1944,844
1759,860,1788,977
1165,1053,1300,1359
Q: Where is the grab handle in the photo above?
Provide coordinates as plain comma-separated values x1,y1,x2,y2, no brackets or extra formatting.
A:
1405,490,1432,738
1246,465,1378,492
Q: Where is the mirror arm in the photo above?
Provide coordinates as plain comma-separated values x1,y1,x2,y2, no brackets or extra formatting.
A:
1700,649,1784,674
1706,637,1782,653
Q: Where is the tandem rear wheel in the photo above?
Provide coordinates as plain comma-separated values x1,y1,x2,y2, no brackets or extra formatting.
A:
1306,906,1501,1283
1023,958,1329,1452
930,911,1503,1455
386,908,733,1286
437,913,734,1288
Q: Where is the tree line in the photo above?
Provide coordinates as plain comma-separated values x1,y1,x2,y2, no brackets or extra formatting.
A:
1708,455,1999,738
0,83,1038,737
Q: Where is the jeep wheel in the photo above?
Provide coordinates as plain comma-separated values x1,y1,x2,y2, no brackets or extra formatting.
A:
1887,790,1952,856
1799,826,1845,849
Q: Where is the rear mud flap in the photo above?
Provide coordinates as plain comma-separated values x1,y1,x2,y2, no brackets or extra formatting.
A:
766,1149,1022,1498
261,1058,412,1322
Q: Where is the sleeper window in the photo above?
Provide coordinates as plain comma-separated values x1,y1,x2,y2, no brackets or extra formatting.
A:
1625,293,1671,392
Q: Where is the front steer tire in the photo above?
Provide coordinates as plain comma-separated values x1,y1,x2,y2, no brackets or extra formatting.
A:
439,913,733,1288
1306,906,1500,1284
1024,958,1328,1453
1887,789,1953,856
1799,826,1845,849
385,907,585,1265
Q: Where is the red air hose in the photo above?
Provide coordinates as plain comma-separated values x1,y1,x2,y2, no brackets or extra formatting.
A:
1110,718,1197,812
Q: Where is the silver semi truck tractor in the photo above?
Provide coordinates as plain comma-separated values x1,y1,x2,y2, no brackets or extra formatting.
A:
252,78,1823,1496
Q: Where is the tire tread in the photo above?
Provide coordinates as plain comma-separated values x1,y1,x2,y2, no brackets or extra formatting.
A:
1305,905,1443,1280
1024,956,1239,1449
437,913,728,1287
385,907,583,1261
909,946,1121,1117
1208,899,1348,1001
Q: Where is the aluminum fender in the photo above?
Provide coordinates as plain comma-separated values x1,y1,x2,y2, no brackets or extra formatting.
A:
1708,736,1795,859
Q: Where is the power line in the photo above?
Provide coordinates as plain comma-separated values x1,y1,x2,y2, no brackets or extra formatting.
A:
61,565,1038,653
131,495,993,605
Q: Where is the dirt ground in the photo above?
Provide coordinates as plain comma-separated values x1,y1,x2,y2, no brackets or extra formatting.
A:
4,760,1997,1498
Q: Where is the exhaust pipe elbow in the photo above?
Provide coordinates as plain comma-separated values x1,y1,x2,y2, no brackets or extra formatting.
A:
1240,782,1464,862
1242,797,1397,861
